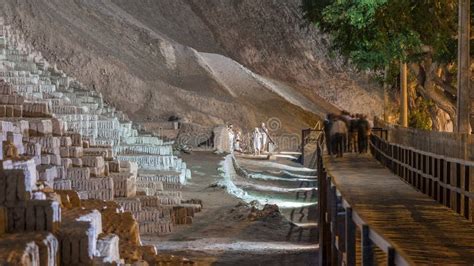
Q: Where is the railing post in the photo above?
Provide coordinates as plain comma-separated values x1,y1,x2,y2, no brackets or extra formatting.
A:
330,184,338,265
387,247,395,266
361,224,373,266
345,207,356,266
318,163,331,265
468,165,474,222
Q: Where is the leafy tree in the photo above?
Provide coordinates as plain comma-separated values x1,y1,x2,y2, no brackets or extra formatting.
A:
302,0,469,130
409,97,433,130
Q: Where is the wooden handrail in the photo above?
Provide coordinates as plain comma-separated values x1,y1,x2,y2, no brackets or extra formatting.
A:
317,131,474,265
370,134,474,220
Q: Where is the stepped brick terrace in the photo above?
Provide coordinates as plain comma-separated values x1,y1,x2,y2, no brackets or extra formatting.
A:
0,18,200,265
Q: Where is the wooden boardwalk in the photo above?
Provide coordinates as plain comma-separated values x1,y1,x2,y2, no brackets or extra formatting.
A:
324,153,474,265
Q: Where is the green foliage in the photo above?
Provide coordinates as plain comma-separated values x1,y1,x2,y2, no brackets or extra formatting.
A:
301,0,459,71
409,98,433,130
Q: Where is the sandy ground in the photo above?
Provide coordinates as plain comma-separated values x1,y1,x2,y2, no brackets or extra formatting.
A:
142,151,318,266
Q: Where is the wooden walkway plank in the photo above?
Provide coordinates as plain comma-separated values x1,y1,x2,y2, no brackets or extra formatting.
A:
324,153,474,264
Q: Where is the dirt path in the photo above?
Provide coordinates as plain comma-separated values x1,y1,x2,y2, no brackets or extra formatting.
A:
142,151,318,265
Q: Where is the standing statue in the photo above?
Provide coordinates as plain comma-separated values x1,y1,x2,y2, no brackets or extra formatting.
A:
212,125,232,153
260,122,269,154
252,128,263,155
234,130,243,153
228,124,235,153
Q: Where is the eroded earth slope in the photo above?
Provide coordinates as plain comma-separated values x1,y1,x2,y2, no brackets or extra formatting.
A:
0,0,383,132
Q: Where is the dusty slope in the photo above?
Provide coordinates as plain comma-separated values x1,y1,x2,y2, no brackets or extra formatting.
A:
111,0,383,116
0,0,382,133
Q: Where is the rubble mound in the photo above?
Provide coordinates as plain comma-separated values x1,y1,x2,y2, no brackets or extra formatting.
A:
226,202,282,222
248,204,282,221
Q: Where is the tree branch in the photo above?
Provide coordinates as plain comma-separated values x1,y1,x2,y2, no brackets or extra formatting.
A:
417,84,456,126
431,75,457,96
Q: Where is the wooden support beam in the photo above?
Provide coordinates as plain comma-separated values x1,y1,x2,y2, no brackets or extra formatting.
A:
456,0,471,133
384,65,390,122
400,63,408,128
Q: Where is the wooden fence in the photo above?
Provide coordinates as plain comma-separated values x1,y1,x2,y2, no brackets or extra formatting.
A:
370,134,474,222
374,117,474,160
317,125,474,265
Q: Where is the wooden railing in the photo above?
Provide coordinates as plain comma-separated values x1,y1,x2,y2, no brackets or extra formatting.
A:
317,138,413,266
370,134,474,222
301,128,323,165
317,128,474,265
374,117,474,160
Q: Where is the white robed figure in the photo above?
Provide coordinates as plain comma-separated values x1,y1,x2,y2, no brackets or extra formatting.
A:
228,124,235,152
260,122,269,153
234,131,242,152
252,127,262,155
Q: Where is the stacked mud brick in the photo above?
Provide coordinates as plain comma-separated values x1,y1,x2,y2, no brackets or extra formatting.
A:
0,17,200,264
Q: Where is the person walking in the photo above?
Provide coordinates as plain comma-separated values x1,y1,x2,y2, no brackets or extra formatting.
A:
329,117,348,158
340,111,352,152
323,113,334,155
357,115,371,153
349,117,359,153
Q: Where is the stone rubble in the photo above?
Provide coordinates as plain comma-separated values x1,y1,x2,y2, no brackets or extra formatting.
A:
0,18,199,265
